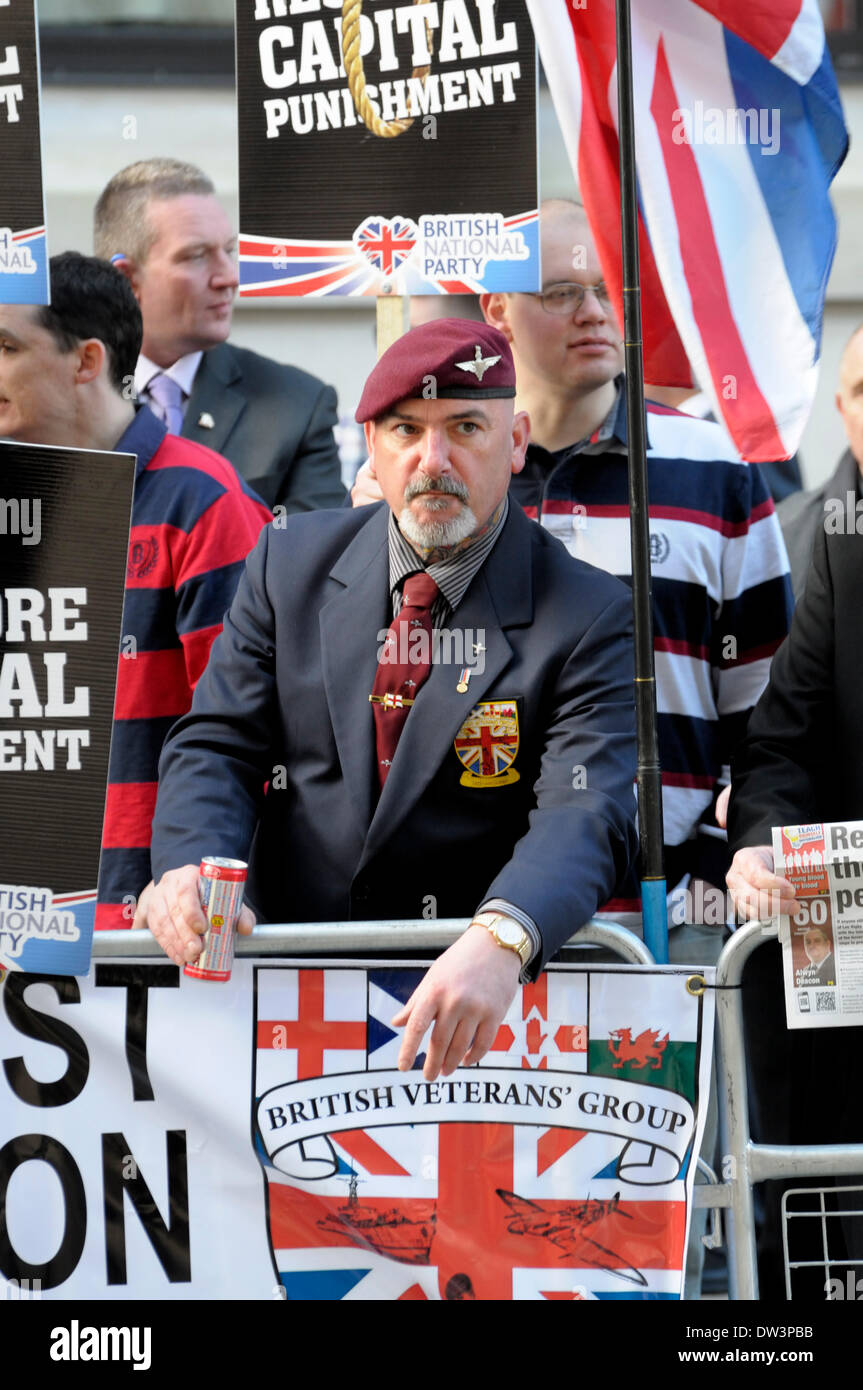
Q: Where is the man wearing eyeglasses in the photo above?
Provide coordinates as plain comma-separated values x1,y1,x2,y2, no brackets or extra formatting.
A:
480,199,792,933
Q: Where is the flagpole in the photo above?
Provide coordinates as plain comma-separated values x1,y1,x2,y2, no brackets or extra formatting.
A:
614,0,668,963
377,290,406,358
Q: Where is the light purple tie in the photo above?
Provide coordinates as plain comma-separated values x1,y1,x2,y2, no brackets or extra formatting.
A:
147,372,185,435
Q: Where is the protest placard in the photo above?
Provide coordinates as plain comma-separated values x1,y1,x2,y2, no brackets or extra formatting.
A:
0,0,49,304
236,0,539,297
0,442,134,976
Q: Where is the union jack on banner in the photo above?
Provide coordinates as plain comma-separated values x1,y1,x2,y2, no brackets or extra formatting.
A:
353,216,418,277
253,963,713,1300
526,0,848,462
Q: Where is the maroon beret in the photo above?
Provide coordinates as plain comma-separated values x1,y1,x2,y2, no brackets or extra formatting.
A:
355,318,516,423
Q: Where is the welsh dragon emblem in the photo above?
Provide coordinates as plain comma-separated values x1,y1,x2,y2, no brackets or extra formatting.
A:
607,1027,669,1070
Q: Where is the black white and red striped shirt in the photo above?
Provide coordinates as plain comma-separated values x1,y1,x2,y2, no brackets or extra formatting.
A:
510,381,793,918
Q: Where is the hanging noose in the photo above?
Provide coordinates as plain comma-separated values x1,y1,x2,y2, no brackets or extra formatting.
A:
341,0,436,138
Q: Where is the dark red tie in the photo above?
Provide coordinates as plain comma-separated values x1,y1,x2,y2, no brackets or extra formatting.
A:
370,571,440,786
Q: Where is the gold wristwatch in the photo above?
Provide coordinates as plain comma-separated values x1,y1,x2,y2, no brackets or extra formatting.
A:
473,911,531,967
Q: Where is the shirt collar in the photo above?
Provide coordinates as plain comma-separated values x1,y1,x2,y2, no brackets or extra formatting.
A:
114,404,169,479
594,375,630,447
135,350,203,400
531,375,654,470
387,495,509,614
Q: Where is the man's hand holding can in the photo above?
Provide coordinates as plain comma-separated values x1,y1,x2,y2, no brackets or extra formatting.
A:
134,862,256,970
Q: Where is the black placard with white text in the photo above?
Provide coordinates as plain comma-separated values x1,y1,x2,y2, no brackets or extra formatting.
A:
0,0,48,303
0,442,134,975
236,0,539,297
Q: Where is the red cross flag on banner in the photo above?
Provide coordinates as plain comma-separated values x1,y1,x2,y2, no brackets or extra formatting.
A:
527,0,848,463
254,961,714,1300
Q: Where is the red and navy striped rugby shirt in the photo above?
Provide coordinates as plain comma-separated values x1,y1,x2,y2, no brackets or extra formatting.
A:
97,405,272,929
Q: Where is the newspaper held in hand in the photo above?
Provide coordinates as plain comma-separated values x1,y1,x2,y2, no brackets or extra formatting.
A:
773,822,863,1029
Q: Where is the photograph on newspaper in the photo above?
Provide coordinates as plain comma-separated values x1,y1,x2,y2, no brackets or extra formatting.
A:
773,821,863,1029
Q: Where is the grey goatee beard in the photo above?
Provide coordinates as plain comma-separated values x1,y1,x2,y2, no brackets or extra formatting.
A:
399,475,477,549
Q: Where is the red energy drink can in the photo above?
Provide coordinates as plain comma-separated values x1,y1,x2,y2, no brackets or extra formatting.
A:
183,857,247,982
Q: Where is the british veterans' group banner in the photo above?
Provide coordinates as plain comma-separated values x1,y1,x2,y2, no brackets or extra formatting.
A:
236,0,539,297
0,958,714,1300
0,0,48,304
528,0,848,464
0,443,134,977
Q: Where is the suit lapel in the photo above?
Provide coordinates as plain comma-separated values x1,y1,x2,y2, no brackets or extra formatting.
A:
182,346,247,461
359,506,534,868
319,506,391,835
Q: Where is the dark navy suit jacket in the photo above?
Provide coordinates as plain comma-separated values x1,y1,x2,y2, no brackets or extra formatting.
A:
730,519,863,843
181,342,346,513
151,501,638,972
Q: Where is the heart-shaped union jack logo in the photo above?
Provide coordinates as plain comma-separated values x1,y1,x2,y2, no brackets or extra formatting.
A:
353,215,418,276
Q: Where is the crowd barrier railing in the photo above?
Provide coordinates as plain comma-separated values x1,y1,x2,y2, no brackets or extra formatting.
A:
714,922,863,1300
91,916,657,963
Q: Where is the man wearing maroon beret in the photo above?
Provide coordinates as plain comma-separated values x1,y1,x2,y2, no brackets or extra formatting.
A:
139,320,638,1078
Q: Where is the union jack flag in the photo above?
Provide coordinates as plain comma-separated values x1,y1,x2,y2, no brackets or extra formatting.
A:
353,216,418,276
254,963,711,1300
527,0,848,462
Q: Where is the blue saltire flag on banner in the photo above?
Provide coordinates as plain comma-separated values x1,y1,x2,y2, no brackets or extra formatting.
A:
254,962,714,1301
526,0,848,463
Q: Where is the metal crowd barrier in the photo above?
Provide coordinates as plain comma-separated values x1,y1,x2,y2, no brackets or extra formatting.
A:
711,922,863,1300
91,916,657,963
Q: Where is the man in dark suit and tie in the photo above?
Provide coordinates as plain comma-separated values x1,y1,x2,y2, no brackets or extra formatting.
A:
727,516,863,1297
137,320,639,1082
802,928,836,987
778,323,863,602
94,158,345,513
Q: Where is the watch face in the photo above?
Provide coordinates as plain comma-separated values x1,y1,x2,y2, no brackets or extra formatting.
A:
497,921,524,948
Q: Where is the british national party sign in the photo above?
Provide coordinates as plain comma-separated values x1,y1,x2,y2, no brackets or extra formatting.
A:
0,0,49,304
235,0,539,297
0,443,134,977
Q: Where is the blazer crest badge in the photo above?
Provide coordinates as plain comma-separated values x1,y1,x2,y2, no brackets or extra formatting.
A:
453,700,520,787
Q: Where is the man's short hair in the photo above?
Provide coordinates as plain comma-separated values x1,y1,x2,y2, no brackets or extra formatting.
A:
39,252,142,392
94,158,216,263
839,321,863,369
